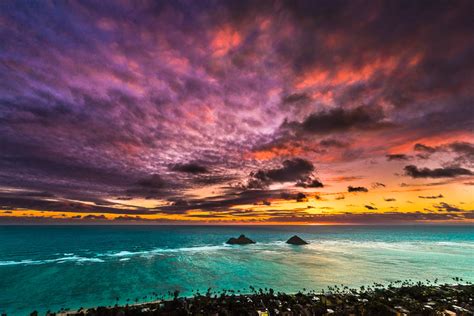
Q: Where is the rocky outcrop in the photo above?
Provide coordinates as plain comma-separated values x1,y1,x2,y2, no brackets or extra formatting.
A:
286,235,308,245
226,234,256,245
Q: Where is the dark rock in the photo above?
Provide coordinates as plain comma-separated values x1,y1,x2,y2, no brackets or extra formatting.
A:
286,235,308,245
226,234,256,245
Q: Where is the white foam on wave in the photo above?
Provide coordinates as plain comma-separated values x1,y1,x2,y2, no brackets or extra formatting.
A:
431,241,474,248
258,241,287,247
102,244,231,258
304,239,474,253
0,255,105,266
0,259,38,266
107,250,138,257
0,245,232,266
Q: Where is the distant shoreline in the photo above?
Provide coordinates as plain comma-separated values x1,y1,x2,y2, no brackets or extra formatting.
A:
42,281,473,316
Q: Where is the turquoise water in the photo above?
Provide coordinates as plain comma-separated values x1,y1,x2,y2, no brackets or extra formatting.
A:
0,225,473,315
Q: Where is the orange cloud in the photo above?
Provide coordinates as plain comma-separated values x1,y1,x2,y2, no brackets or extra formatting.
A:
211,25,242,57
295,56,400,89
247,146,305,161
389,132,474,154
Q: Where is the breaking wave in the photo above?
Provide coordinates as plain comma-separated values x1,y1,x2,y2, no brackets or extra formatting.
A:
2,239,472,266
0,255,104,266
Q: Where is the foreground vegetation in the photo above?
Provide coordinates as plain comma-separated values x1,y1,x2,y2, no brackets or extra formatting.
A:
36,279,473,316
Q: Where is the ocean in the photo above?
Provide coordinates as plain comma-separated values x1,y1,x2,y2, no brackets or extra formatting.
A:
0,225,473,315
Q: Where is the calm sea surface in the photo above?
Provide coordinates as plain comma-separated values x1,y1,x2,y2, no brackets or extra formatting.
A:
0,225,473,315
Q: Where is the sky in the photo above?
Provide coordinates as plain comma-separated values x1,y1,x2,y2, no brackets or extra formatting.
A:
0,0,473,224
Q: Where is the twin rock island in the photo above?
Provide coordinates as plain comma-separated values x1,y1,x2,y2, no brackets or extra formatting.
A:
226,235,308,245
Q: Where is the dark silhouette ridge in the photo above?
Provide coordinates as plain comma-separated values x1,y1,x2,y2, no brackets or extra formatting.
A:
226,234,256,245
49,281,474,315
286,235,308,245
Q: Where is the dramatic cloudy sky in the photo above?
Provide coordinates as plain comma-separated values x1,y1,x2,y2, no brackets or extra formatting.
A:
1,0,473,224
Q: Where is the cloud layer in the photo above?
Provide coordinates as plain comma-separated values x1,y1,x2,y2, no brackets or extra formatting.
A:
0,0,473,223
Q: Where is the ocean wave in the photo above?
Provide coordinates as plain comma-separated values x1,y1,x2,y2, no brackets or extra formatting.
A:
430,241,474,247
102,244,231,258
0,245,232,266
303,239,474,253
2,240,472,266
97,239,474,261
0,259,39,266
0,255,104,266
240,239,474,252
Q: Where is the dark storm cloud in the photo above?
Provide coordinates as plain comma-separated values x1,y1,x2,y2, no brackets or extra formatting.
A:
158,189,281,214
432,202,465,213
157,187,317,215
319,138,349,148
386,154,409,161
136,174,167,189
283,105,388,135
295,178,324,188
0,191,157,215
348,186,368,192
384,198,396,202
192,174,237,185
412,142,474,167
365,205,377,210
449,142,474,157
414,144,437,153
0,139,132,193
245,158,315,189
170,163,209,174
418,194,444,199
125,174,182,199
259,158,314,182
281,93,311,104
18,191,56,198
404,165,473,178
448,142,474,167
280,192,307,202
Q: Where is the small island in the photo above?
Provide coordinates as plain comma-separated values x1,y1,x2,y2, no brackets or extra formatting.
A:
226,234,256,245
286,235,308,245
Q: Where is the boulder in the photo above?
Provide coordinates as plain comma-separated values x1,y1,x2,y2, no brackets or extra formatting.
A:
226,234,256,245
286,235,308,245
